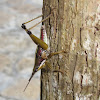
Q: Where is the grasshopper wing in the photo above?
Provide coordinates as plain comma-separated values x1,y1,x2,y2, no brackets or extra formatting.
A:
34,25,48,67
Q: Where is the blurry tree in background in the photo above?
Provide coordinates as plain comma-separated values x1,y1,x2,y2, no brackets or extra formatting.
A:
41,0,100,100
0,0,42,100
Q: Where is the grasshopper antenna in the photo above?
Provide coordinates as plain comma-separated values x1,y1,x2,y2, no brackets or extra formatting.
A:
23,71,36,92
23,80,30,92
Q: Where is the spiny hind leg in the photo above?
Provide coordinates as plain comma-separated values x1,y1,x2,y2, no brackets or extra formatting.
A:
21,15,42,31
22,15,42,25
21,14,52,31
28,14,52,30
27,8,56,30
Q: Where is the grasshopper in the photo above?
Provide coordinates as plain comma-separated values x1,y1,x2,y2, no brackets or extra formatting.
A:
21,14,66,91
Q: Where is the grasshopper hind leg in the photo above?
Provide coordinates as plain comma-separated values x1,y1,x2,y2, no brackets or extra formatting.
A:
21,23,26,30
22,15,42,25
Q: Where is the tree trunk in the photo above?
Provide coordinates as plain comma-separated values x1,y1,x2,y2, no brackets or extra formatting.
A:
41,0,100,100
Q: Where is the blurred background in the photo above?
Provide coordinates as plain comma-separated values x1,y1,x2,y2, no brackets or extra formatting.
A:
0,0,43,100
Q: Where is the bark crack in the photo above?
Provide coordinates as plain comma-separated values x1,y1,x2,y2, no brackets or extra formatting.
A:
80,28,82,48
95,43,98,57
72,53,78,100
80,74,83,94
85,51,88,67
75,0,78,12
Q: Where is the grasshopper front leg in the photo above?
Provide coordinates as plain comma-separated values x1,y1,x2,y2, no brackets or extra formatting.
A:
46,50,67,74
48,50,66,58
45,61,66,75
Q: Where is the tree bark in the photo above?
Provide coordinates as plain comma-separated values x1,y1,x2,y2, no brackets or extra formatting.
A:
41,0,100,100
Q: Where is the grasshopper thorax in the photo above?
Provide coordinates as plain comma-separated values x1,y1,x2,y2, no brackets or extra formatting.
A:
41,50,49,59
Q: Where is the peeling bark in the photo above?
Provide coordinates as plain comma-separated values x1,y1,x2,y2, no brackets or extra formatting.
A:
41,0,100,100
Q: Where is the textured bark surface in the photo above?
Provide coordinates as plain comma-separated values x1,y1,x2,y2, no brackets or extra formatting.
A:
41,0,100,100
